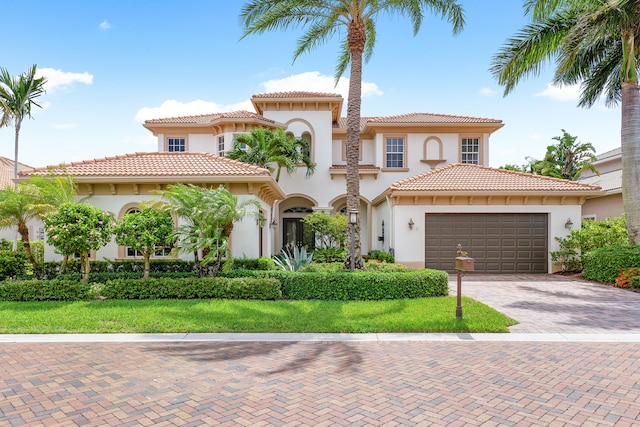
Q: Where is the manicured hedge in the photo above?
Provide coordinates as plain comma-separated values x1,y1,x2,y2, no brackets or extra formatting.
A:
56,271,196,283
223,268,448,300
0,279,93,301
583,244,640,283
100,277,282,300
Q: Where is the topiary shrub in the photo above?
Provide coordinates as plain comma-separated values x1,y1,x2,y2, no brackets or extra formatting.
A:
583,244,640,283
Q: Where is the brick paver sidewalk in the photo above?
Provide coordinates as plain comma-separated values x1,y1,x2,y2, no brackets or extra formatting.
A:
2,340,640,426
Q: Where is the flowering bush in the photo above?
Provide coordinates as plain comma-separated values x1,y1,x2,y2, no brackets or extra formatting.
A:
615,268,640,289
43,203,115,283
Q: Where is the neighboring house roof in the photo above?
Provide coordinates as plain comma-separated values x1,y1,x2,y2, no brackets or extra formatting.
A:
0,156,31,188
580,169,622,193
594,147,621,162
385,163,602,194
19,152,272,179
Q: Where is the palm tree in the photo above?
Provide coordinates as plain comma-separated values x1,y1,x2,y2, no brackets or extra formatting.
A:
490,0,640,243
0,174,78,277
0,65,47,179
226,127,315,182
151,184,262,275
240,0,465,269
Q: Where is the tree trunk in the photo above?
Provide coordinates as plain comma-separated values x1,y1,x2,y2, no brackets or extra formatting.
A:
13,119,21,181
343,17,366,271
81,251,90,284
143,253,151,279
17,221,42,278
621,81,640,244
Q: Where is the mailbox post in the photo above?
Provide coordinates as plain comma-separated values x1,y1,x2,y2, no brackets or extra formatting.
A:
454,244,474,319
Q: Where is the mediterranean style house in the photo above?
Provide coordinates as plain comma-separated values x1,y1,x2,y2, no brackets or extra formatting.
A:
19,91,601,273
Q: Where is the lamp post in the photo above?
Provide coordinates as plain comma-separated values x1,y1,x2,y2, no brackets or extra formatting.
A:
349,209,359,272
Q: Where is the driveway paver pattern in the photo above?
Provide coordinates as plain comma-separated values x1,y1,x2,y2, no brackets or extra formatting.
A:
1,274,640,426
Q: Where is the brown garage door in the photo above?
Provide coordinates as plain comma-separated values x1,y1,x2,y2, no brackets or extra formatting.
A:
424,213,548,273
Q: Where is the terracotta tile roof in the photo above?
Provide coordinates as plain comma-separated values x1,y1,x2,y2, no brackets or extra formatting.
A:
329,164,380,171
19,152,271,178
335,113,502,129
368,112,502,124
252,91,342,99
389,164,602,192
144,110,275,125
0,157,31,188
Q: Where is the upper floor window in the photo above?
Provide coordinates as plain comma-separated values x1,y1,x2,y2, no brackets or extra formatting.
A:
461,137,480,164
167,137,186,152
218,136,225,156
385,137,405,168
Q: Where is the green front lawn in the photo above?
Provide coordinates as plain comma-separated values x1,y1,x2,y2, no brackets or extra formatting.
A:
0,296,517,334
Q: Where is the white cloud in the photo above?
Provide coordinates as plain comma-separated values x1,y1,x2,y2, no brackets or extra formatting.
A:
37,68,93,92
52,123,76,130
535,83,580,101
479,87,497,96
260,71,383,100
135,99,232,122
99,20,111,30
135,71,383,122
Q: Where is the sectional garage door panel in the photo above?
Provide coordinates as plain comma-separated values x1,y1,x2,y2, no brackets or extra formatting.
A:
424,213,548,273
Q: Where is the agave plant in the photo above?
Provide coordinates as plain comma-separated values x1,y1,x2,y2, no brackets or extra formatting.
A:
273,245,313,271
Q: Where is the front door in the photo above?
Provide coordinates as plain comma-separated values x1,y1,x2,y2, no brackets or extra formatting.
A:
282,218,313,249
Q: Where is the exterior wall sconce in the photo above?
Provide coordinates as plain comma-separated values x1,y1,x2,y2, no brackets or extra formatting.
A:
270,219,277,228
408,218,415,230
565,218,573,230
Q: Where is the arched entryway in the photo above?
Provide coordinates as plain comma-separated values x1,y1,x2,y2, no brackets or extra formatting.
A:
276,195,317,252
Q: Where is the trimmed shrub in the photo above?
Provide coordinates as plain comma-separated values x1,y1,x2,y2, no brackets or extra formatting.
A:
55,271,196,283
101,277,282,300
583,245,640,283
280,269,447,300
226,257,276,271
44,259,197,278
0,279,93,301
0,250,28,280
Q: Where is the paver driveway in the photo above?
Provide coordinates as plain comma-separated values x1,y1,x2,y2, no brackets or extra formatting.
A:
1,274,640,426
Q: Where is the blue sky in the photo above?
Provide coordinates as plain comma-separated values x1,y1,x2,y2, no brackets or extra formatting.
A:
0,0,620,169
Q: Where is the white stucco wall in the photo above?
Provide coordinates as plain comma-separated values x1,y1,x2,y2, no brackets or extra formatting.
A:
43,194,272,263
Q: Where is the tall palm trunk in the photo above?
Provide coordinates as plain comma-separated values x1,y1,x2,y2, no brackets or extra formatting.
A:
344,17,365,270
13,119,21,180
621,81,640,244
